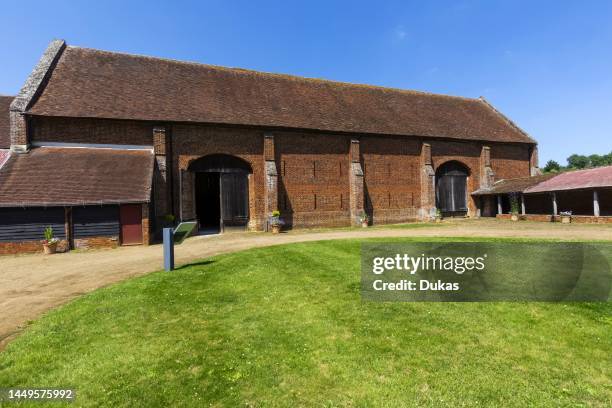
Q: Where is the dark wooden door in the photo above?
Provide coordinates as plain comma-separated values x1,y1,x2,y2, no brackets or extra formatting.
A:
120,204,143,245
436,174,467,212
220,173,249,227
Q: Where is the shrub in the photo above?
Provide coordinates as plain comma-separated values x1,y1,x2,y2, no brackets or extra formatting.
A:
509,193,520,215
43,226,59,244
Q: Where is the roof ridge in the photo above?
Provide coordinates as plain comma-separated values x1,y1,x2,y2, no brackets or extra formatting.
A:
556,164,612,174
67,45,481,102
478,97,537,144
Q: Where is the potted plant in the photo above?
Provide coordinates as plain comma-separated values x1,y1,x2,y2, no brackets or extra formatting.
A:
509,193,520,221
358,211,370,228
42,226,59,254
434,208,442,223
560,211,572,224
269,210,284,233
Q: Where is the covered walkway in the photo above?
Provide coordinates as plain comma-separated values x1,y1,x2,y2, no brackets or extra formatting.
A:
473,165,612,222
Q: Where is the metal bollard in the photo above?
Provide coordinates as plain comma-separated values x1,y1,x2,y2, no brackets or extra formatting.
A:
163,227,175,271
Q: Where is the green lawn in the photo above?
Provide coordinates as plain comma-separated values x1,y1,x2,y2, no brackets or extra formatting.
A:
0,238,610,407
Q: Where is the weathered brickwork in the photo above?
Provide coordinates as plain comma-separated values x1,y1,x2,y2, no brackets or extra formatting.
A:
275,131,351,228
263,134,278,229
30,117,153,146
0,239,69,255
157,124,534,230
489,144,531,181
74,237,119,250
142,203,151,245
419,143,435,220
152,126,172,223
361,135,421,224
9,111,28,150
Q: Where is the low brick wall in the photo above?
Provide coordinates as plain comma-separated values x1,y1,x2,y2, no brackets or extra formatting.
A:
496,214,612,224
73,236,119,250
570,215,612,224
0,236,122,255
0,239,70,255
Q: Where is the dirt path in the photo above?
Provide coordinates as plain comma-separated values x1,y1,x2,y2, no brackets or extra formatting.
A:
1,219,610,349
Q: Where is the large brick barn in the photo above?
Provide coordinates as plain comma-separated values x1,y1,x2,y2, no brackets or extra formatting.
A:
0,40,539,253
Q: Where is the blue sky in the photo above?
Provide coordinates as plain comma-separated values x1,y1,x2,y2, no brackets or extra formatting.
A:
1,0,611,164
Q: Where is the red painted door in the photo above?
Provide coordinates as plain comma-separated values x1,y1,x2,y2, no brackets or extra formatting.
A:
120,204,143,245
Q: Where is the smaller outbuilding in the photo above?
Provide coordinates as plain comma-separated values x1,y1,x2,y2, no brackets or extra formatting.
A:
473,165,612,223
0,146,154,254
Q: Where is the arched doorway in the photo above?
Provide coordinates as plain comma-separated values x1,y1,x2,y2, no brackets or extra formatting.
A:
188,154,252,232
436,161,469,216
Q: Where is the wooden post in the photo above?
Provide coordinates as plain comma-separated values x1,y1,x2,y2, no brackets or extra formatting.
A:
64,207,73,250
520,194,526,215
552,192,558,216
593,190,600,217
497,195,502,214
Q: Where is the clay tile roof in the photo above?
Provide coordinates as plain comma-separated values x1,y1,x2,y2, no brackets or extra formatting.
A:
28,46,535,144
472,174,556,195
0,95,13,148
525,166,612,193
0,147,153,207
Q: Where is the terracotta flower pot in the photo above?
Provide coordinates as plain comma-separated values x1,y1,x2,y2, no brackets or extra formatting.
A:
435,217,442,223
271,224,281,234
511,214,519,222
561,216,571,224
361,221,369,228
43,241,58,255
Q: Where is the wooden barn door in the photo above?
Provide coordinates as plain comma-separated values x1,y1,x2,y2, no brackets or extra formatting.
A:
220,173,249,230
436,162,468,215
120,204,143,245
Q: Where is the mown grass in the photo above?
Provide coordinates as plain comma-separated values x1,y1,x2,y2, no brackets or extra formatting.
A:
0,237,610,407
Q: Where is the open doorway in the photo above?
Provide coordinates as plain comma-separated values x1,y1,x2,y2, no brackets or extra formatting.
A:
190,154,252,234
195,172,221,232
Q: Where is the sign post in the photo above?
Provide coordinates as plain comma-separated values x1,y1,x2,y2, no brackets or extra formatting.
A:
163,222,197,271
163,228,174,271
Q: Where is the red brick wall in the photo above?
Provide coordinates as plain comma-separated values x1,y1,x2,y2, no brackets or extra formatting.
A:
74,237,119,249
30,117,153,146
169,125,533,229
361,135,420,224
490,144,531,180
276,131,351,228
0,239,69,255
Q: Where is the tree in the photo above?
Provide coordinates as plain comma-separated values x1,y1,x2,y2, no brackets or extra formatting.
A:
543,160,561,173
566,154,589,169
589,154,606,167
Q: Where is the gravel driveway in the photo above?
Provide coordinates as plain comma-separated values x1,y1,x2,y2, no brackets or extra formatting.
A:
1,219,610,350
